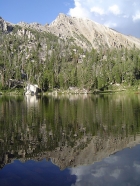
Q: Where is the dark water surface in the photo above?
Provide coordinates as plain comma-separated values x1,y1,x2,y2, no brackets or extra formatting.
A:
0,93,140,186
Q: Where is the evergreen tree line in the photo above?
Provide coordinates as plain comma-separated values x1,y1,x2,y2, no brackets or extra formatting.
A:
0,27,140,91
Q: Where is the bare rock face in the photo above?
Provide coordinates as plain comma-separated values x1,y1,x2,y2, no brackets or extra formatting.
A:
1,13,140,50
47,13,140,50
0,17,14,32
18,21,48,32
47,134,140,170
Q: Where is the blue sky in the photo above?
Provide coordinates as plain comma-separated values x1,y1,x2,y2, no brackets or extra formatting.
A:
0,0,140,38
0,0,74,24
70,145,140,186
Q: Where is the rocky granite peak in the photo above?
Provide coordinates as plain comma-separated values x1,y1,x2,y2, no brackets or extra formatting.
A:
47,13,140,50
1,13,140,50
0,16,14,32
18,21,48,32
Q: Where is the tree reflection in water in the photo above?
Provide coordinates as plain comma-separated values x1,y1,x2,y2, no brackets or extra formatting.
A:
0,93,140,185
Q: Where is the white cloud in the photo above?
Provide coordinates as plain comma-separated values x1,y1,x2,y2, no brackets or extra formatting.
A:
104,156,118,164
104,22,117,28
92,167,106,177
133,162,140,173
109,5,121,15
68,1,90,19
69,150,140,186
123,14,129,18
70,165,109,186
68,0,140,38
110,169,121,179
132,11,140,21
91,7,105,15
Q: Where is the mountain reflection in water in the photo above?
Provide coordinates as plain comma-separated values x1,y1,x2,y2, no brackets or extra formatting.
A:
0,93,140,185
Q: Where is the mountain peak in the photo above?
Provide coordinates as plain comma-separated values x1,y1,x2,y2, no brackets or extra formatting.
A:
0,17,14,32
48,13,140,50
1,14,140,50
58,13,67,18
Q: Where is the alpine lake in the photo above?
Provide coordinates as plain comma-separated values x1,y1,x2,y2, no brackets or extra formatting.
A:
0,93,140,186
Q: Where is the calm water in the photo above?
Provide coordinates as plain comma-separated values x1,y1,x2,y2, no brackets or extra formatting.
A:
0,93,140,186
